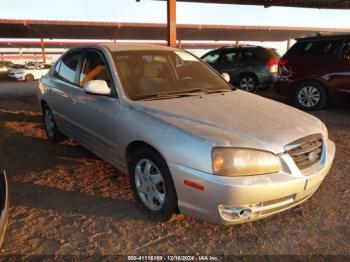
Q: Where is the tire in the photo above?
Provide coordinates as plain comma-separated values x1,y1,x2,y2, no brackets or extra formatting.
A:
25,74,34,82
237,74,259,92
128,146,178,221
42,106,66,142
293,81,327,111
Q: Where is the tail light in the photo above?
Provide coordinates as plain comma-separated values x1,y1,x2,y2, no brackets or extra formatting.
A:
265,59,279,74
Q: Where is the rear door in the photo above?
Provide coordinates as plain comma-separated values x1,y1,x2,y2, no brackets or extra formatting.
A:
70,49,120,164
330,39,350,104
46,50,82,132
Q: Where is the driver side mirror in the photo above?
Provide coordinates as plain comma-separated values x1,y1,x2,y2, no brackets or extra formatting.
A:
83,80,110,96
221,73,230,83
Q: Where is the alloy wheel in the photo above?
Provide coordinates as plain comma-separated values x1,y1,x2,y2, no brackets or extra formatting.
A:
240,77,256,92
297,85,321,108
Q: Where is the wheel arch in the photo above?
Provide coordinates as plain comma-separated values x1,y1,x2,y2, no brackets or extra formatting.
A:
125,140,167,167
236,72,259,82
40,100,48,112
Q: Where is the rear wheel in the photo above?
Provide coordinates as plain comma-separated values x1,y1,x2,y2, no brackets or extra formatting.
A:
293,81,327,111
128,146,178,221
25,74,34,82
43,106,66,142
237,74,258,92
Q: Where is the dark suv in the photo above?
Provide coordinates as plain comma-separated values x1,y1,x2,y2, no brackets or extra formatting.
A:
275,34,350,110
201,46,280,92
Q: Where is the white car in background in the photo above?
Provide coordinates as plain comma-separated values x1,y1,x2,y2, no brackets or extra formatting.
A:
8,63,51,81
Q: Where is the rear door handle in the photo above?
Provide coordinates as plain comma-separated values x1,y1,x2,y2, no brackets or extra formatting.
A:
72,98,78,105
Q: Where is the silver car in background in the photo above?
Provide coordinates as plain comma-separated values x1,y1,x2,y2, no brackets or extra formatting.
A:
37,44,335,224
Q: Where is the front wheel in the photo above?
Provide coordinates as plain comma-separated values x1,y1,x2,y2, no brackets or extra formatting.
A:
25,74,34,82
128,146,178,221
293,81,327,111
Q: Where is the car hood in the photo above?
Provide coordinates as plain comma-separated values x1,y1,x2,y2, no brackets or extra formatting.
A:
130,90,323,154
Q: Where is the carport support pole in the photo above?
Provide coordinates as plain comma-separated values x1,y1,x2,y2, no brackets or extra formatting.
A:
167,0,177,47
40,37,46,63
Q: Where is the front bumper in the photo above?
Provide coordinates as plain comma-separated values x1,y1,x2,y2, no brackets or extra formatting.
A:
8,75,25,81
168,139,335,224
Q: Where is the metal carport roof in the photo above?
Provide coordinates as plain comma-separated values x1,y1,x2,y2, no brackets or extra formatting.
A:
1,19,350,42
173,0,350,9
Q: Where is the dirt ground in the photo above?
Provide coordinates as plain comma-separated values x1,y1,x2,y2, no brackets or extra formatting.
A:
0,81,349,257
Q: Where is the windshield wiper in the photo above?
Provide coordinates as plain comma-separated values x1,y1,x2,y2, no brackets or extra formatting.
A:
205,89,231,94
135,92,200,101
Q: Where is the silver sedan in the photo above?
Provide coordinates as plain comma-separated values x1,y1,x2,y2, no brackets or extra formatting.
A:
37,44,335,224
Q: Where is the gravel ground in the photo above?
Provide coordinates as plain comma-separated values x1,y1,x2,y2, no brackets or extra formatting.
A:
0,81,349,257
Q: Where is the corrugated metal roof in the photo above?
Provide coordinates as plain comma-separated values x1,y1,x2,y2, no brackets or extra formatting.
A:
1,19,350,42
175,0,350,9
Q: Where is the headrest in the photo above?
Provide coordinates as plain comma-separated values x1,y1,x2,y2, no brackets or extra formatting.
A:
144,63,159,78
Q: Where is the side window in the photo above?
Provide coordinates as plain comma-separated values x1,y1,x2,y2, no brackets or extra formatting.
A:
341,40,350,60
222,50,240,63
290,40,338,55
202,51,220,64
58,51,81,84
79,51,112,88
242,50,258,61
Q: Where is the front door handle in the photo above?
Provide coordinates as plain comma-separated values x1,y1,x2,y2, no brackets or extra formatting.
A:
72,98,78,105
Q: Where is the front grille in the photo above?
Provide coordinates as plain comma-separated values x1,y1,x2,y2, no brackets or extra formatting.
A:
286,134,323,170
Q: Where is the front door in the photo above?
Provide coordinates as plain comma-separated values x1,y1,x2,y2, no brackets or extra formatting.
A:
70,50,120,165
214,49,241,81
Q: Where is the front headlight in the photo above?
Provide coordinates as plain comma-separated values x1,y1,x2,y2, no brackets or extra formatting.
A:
212,148,281,177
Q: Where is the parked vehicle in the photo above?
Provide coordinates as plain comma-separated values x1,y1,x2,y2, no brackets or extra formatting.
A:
8,63,51,81
37,44,335,224
0,170,9,246
201,46,280,92
275,34,350,110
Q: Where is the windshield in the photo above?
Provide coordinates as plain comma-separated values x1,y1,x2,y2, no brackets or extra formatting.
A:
111,50,232,100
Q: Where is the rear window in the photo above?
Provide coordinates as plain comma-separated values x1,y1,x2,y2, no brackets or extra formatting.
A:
263,48,280,59
288,40,338,55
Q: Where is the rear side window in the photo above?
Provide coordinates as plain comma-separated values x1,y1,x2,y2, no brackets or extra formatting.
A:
264,48,280,59
288,40,338,55
242,50,258,61
52,60,61,78
221,50,240,63
58,51,81,84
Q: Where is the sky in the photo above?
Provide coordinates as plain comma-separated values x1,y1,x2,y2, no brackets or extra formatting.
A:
1,0,350,56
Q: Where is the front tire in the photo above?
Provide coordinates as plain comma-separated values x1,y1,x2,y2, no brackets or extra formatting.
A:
43,106,66,142
128,146,178,221
293,81,327,111
25,74,34,82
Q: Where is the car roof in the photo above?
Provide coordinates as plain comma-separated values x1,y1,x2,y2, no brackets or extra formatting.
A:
69,44,181,52
296,33,350,42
